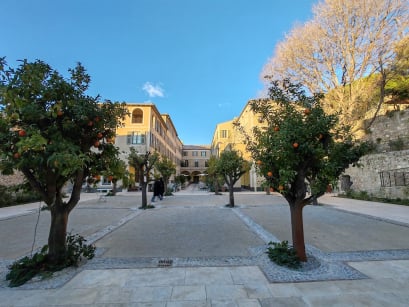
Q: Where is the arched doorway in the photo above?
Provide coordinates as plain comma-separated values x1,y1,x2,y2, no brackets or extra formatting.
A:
191,171,201,183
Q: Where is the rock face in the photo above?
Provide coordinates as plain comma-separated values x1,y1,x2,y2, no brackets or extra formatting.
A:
0,172,25,187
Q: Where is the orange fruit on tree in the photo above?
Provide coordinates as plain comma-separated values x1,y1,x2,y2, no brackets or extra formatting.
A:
267,171,273,177
304,108,311,115
292,142,299,149
256,160,262,166
318,133,324,140
87,121,94,127
278,185,284,191
108,175,114,181
274,126,280,132
13,152,20,159
18,130,26,137
57,110,64,117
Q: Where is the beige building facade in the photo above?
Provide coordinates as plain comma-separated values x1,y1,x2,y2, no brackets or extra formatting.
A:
180,145,211,183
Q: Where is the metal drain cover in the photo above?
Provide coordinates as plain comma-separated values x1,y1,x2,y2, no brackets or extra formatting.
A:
158,259,173,267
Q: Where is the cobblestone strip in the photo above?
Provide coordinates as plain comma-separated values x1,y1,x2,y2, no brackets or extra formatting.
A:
232,207,279,243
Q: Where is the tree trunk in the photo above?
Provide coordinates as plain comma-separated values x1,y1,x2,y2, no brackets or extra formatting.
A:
141,182,147,208
229,184,235,207
289,204,307,261
48,205,69,264
139,165,148,209
214,179,221,195
112,180,117,196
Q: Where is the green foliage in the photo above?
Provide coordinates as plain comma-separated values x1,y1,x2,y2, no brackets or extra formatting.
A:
6,234,95,287
385,36,409,101
245,80,371,205
128,149,159,208
128,148,159,184
0,184,41,207
216,150,250,187
0,59,128,201
0,185,13,207
266,241,301,269
339,190,409,206
165,187,173,196
206,155,224,193
155,155,176,190
0,58,126,262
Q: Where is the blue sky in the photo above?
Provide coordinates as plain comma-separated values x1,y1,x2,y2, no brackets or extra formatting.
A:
2,0,315,145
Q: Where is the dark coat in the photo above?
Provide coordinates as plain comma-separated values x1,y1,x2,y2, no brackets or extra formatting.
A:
153,180,161,196
159,178,165,195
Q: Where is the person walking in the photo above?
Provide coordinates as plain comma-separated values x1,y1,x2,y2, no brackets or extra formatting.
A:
159,177,165,200
151,179,161,202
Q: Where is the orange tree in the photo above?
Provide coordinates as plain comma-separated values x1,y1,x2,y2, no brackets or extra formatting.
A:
216,150,251,207
155,155,176,195
242,79,371,261
128,148,159,208
0,58,128,264
206,155,224,195
102,156,128,196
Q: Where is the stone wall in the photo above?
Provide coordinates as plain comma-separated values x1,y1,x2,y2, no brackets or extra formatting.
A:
0,172,25,187
342,150,409,199
343,108,409,199
355,108,409,152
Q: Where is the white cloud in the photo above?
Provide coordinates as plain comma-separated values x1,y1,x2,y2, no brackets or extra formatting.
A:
142,82,165,98
218,102,231,108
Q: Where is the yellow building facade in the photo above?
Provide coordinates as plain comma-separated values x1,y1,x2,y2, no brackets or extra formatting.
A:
211,100,268,190
115,103,183,186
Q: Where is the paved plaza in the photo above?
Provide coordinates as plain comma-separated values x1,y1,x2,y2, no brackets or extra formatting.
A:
1,185,409,306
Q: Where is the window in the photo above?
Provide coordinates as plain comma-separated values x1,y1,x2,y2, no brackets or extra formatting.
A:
192,151,198,156
127,132,145,145
205,160,209,167
380,172,391,187
380,171,409,187
394,172,408,186
194,160,199,167
201,151,207,157
132,108,143,123
183,151,188,156
221,130,228,138
184,160,189,167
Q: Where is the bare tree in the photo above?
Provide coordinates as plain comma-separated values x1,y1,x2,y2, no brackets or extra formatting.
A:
262,0,409,123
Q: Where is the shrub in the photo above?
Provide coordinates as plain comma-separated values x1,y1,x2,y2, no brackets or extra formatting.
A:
0,184,42,208
0,185,13,207
266,241,301,269
6,234,95,287
338,190,409,206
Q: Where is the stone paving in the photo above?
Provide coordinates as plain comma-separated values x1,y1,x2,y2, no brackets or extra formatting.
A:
1,186,409,306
